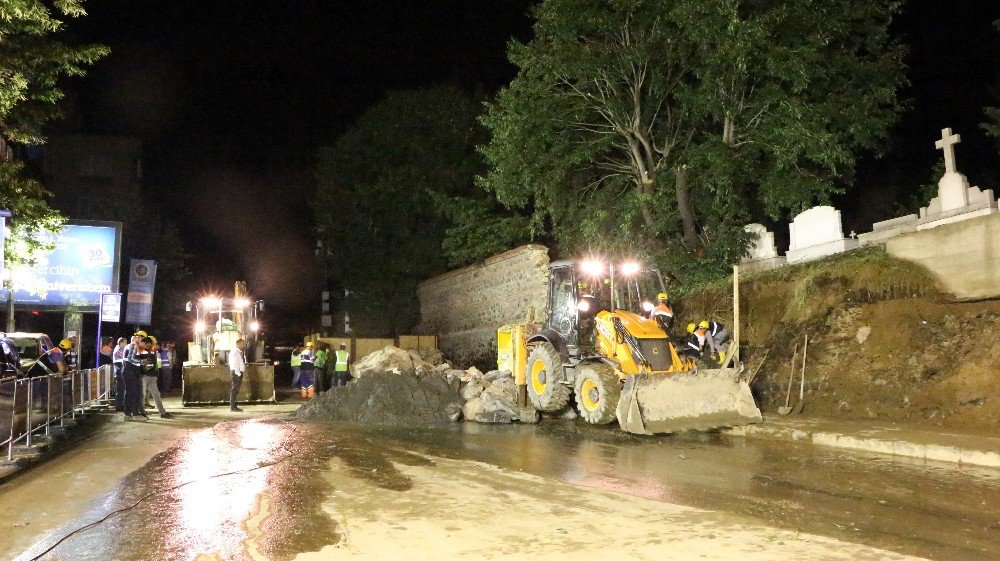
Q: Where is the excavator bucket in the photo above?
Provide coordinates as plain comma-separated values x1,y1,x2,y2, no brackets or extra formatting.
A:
616,368,762,435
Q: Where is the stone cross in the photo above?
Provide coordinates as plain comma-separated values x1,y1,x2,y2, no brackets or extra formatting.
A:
935,127,961,173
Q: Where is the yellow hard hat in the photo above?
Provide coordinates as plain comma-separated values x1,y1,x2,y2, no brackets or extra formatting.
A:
305,341,314,347
149,335,158,345
657,292,668,301
698,320,710,329
686,323,696,334
134,330,147,337
59,338,72,350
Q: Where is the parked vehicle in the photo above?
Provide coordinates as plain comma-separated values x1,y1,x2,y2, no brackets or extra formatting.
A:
4,332,57,376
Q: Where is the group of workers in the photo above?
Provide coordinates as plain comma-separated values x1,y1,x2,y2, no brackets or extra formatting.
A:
111,330,176,420
290,341,351,397
647,292,730,365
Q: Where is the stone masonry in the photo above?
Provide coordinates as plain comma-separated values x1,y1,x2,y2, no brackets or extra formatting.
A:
416,245,550,367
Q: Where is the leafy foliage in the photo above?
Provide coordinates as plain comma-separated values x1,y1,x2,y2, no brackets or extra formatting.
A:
479,0,906,282
314,85,530,334
0,161,65,296
0,0,108,144
1,0,105,292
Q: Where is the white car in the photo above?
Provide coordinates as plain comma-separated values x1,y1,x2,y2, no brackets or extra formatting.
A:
3,332,58,376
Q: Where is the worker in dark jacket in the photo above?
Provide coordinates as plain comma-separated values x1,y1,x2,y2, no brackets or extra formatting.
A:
299,342,316,398
649,292,674,332
123,336,154,420
682,323,708,359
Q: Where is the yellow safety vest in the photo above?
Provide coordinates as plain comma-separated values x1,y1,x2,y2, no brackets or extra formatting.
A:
334,349,349,371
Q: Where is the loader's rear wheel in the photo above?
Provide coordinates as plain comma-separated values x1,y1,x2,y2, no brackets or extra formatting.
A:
526,342,571,412
574,363,622,425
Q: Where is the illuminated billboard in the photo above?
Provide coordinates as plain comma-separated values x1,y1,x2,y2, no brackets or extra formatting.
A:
2,220,122,310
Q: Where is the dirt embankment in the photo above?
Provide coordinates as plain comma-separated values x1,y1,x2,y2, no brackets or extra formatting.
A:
678,248,1000,433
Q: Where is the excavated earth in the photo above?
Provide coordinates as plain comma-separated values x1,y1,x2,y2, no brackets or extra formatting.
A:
679,248,1000,434
297,372,463,426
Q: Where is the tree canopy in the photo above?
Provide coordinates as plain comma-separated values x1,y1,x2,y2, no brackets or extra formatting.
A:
0,0,108,144
1,0,106,279
314,85,529,334
479,0,906,282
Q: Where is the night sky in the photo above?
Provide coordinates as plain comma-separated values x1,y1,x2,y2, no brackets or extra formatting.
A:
61,0,998,326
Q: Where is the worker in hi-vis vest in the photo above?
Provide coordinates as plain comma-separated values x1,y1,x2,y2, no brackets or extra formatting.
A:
333,343,350,387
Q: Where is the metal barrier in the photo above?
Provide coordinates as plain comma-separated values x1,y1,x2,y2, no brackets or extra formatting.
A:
1,364,114,462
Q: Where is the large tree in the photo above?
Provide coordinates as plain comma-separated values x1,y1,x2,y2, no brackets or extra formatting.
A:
0,0,107,144
479,0,906,280
1,0,106,293
314,85,529,335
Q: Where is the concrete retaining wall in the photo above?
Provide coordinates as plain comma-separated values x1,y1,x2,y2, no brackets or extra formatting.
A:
885,213,1000,300
417,245,550,367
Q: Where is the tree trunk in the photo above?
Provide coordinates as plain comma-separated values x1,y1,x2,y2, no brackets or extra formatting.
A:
636,180,658,232
674,166,700,251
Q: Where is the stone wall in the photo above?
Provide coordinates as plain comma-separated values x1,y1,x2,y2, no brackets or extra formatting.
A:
885,213,1000,300
416,245,550,367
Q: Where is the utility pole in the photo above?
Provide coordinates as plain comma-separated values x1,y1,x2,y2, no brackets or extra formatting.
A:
2,138,15,333
1,209,12,332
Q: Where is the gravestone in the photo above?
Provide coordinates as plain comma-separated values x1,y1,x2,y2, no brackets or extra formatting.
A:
785,206,858,264
740,223,786,272
916,128,997,230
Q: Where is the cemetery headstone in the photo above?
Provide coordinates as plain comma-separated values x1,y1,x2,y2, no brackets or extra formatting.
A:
740,223,786,272
785,206,859,264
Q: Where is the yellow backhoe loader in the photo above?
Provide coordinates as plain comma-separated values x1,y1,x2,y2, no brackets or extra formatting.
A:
181,282,275,406
498,259,761,434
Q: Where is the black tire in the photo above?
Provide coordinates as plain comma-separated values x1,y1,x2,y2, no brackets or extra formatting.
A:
526,342,571,412
574,363,622,425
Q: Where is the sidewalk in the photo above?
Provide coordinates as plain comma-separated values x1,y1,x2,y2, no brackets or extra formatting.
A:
0,393,305,484
725,416,1000,468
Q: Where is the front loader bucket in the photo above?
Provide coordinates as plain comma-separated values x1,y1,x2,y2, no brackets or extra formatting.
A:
182,363,276,406
616,368,762,435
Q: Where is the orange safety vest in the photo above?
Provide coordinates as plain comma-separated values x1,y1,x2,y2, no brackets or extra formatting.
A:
650,302,673,319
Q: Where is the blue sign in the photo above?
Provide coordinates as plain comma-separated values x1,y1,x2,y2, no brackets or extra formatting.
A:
100,293,122,323
125,259,157,325
1,222,121,308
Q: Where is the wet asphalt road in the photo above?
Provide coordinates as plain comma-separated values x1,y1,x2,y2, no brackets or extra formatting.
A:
10,417,1000,561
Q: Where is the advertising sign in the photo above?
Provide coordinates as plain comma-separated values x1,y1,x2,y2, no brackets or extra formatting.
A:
100,293,122,323
0,221,121,309
125,259,157,325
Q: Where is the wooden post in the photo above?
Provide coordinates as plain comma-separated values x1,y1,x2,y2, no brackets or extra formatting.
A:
733,264,740,365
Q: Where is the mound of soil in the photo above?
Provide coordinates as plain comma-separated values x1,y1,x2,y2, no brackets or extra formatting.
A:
297,372,463,426
678,248,1000,433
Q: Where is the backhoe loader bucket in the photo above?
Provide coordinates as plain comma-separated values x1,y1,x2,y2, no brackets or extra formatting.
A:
616,368,762,435
182,363,276,406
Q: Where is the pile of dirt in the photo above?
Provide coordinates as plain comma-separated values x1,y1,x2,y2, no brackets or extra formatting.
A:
351,345,443,378
297,371,463,426
678,247,1000,432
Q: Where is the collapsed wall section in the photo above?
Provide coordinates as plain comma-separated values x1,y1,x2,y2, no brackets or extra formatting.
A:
416,244,549,367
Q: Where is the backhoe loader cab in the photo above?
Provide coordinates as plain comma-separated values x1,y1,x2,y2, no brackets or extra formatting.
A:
513,258,762,433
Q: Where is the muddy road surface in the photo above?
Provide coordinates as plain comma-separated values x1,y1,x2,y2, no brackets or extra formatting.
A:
6,418,999,560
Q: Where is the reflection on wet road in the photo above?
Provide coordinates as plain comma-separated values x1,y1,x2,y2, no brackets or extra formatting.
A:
12,418,1000,561
16,419,340,561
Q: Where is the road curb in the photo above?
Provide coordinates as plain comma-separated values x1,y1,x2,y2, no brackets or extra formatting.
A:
724,424,1000,468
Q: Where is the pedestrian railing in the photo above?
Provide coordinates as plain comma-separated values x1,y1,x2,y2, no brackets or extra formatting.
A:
1,365,114,463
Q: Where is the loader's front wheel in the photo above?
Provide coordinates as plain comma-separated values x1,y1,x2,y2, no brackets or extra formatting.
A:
526,342,571,412
574,363,621,425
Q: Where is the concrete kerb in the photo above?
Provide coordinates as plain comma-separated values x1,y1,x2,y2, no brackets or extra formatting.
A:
725,419,1000,468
